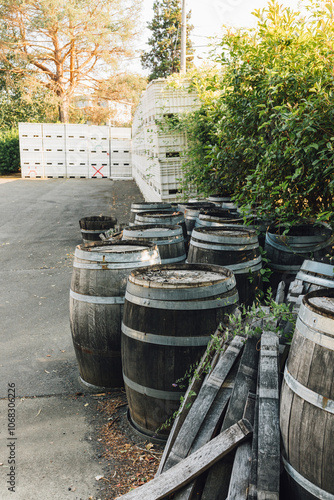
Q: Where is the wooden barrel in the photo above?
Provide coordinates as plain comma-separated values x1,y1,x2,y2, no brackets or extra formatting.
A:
122,224,186,264
121,263,239,439
178,202,216,240
79,215,117,243
133,210,187,240
187,226,262,306
195,209,244,228
280,288,334,499
70,240,160,389
129,202,172,224
207,195,238,210
265,222,334,290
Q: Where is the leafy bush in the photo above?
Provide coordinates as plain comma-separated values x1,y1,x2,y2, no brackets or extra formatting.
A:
0,128,20,174
175,0,334,225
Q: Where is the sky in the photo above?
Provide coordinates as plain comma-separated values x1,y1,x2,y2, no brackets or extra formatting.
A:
128,0,304,74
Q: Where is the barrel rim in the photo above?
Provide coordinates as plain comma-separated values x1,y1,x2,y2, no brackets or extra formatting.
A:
303,287,334,320
267,220,333,238
128,263,236,289
123,224,183,238
134,210,184,218
191,225,258,238
77,239,157,252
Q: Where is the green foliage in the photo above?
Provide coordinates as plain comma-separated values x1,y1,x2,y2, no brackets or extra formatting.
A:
141,0,194,81
0,128,20,174
170,1,334,223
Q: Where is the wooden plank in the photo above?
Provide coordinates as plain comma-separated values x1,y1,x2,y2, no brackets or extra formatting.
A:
201,336,260,500
172,365,239,500
156,329,227,476
163,335,245,471
226,441,252,500
248,385,259,500
257,332,280,500
275,281,286,304
117,418,253,500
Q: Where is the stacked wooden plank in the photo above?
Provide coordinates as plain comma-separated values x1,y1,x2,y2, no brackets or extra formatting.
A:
117,324,281,500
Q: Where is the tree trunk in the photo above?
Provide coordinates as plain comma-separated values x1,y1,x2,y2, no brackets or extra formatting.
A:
58,95,69,123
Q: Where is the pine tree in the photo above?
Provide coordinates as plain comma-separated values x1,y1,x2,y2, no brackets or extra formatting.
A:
141,0,194,81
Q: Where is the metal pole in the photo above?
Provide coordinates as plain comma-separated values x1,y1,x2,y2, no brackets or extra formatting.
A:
180,0,186,73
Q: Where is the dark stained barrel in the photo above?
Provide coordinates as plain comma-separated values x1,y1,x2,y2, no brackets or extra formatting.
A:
280,288,334,499
207,195,238,210
133,210,187,240
187,226,262,306
195,209,244,228
129,202,172,224
122,224,186,264
70,240,160,389
265,222,334,291
79,215,117,243
121,263,239,439
177,202,216,240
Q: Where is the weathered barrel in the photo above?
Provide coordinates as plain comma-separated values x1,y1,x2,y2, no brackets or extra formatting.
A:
280,288,334,499
296,260,334,289
70,240,160,389
265,222,334,290
207,194,238,210
178,202,216,240
129,202,172,224
133,210,187,240
121,263,239,439
195,209,244,228
187,226,262,306
79,215,117,243
122,224,186,264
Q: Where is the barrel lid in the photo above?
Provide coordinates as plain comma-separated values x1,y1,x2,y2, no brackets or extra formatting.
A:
123,224,182,238
87,244,149,253
303,288,334,319
129,263,235,289
193,226,257,237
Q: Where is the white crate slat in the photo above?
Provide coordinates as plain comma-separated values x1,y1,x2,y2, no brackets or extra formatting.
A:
19,123,43,138
42,123,66,138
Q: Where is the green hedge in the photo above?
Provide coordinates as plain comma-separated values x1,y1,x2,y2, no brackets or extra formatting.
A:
0,128,20,175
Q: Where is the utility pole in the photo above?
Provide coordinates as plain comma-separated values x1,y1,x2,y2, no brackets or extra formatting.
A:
180,0,186,73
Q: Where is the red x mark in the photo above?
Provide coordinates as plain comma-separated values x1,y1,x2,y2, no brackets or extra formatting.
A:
92,165,104,177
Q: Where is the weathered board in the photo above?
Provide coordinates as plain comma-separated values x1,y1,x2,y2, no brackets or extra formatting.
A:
117,419,253,500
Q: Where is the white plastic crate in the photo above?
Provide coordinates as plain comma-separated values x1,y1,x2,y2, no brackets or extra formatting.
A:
42,137,66,151
89,162,109,178
43,123,65,138
65,124,88,140
19,123,42,138
19,138,43,152
110,127,131,139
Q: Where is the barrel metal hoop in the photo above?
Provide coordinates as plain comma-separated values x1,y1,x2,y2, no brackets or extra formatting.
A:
160,255,187,264
283,457,334,500
124,290,239,310
284,366,334,414
297,272,334,288
189,238,259,251
121,323,210,346
74,246,158,263
298,303,334,339
266,232,334,254
268,262,301,272
225,257,262,273
80,228,108,234
123,374,184,401
70,289,125,304
73,259,159,270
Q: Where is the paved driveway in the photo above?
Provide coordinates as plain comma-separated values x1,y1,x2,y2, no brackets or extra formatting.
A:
0,178,144,500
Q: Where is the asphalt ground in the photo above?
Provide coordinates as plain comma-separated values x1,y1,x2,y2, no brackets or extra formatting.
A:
0,178,144,500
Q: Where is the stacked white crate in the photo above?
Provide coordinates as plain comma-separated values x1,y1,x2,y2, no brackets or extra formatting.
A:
110,127,132,179
19,123,44,178
66,124,89,177
19,124,132,178
87,125,110,178
43,124,66,177
131,79,199,202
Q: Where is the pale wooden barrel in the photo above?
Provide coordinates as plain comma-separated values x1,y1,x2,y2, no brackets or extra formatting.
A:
280,288,334,499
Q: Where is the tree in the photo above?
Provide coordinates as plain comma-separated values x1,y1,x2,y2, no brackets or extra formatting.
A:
0,0,142,122
141,0,194,81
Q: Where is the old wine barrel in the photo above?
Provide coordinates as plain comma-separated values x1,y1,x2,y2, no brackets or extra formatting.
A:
187,226,262,306
280,288,334,499
122,224,186,264
178,202,216,240
207,194,238,210
121,263,239,439
70,240,160,389
195,209,244,228
133,210,187,240
265,222,334,290
129,202,172,224
79,215,117,243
